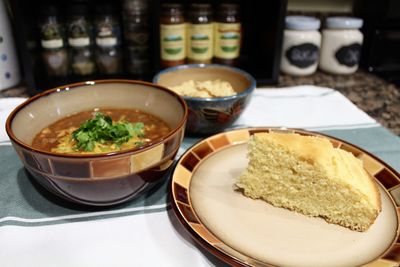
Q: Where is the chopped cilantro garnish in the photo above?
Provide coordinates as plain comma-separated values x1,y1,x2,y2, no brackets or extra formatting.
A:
72,112,144,152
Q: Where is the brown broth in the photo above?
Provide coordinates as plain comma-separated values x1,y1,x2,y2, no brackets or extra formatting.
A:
32,108,171,153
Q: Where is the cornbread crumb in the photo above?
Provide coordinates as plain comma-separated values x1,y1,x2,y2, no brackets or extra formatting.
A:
237,132,381,232
169,79,236,98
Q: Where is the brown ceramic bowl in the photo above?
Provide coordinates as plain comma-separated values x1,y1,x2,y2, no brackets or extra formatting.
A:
5,80,187,206
153,64,256,136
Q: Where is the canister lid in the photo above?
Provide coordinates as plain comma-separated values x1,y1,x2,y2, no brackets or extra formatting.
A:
285,16,321,30
325,17,363,29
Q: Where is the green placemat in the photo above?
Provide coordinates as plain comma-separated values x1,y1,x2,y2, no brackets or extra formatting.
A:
0,127,399,227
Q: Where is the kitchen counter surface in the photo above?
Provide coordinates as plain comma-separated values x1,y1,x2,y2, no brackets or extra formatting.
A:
1,69,399,135
278,70,400,136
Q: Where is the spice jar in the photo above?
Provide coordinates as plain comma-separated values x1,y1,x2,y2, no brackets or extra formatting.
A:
38,5,69,81
67,4,96,78
319,17,364,75
160,3,186,68
187,3,213,64
214,4,241,66
280,16,321,76
122,0,151,78
94,4,122,76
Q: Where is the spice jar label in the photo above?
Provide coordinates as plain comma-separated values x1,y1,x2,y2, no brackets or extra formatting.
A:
41,39,64,49
160,24,186,60
335,43,361,67
96,37,117,47
214,23,241,59
69,37,90,47
285,43,319,68
187,23,213,61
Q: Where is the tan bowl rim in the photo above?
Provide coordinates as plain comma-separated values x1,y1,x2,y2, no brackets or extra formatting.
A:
5,79,188,159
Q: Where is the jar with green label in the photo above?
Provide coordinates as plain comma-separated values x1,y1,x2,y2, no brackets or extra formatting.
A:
160,3,186,68
214,4,241,66
187,3,213,64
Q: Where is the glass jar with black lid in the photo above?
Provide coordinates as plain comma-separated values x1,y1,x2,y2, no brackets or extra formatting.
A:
67,3,96,79
38,4,69,83
94,3,122,76
122,0,151,79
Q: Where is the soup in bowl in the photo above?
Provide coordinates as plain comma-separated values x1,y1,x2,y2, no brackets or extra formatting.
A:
6,80,187,206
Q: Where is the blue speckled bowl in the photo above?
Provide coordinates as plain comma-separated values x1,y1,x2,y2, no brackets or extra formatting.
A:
153,64,256,136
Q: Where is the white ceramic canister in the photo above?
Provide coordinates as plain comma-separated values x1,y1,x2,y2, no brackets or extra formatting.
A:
0,0,21,90
280,16,321,76
319,17,363,74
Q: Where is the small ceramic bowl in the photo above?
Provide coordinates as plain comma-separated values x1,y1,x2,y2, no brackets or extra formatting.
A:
153,64,256,136
6,80,187,206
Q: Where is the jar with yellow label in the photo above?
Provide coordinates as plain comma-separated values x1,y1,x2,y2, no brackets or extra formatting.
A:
214,4,241,66
160,3,186,68
187,3,213,64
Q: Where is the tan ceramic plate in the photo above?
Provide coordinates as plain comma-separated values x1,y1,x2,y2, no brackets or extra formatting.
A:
170,128,400,267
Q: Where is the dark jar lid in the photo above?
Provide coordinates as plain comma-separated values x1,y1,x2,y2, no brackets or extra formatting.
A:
95,3,117,16
216,3,239,16
123,0,149,13
39,4,59,17
161,3,184,16
189,3,212,14
67,4,89,16
188,3,212,23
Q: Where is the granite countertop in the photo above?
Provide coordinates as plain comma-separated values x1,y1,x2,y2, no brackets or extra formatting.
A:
278,70,400,136
1,69,399,135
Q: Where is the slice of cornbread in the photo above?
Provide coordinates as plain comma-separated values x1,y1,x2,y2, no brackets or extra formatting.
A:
237,132,381,232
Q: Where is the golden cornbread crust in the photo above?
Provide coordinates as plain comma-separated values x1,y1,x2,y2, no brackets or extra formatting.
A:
237,132,382,232
364,169,382,213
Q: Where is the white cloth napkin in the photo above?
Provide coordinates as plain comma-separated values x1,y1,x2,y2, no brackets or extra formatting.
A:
0,86,380,267
237,86,376,130
0,97,26,142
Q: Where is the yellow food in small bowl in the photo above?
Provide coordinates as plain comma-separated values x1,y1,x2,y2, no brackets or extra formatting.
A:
169,79,236,98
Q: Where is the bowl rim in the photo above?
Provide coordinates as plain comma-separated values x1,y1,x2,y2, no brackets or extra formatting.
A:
5,79,188,159
152,63,257,102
